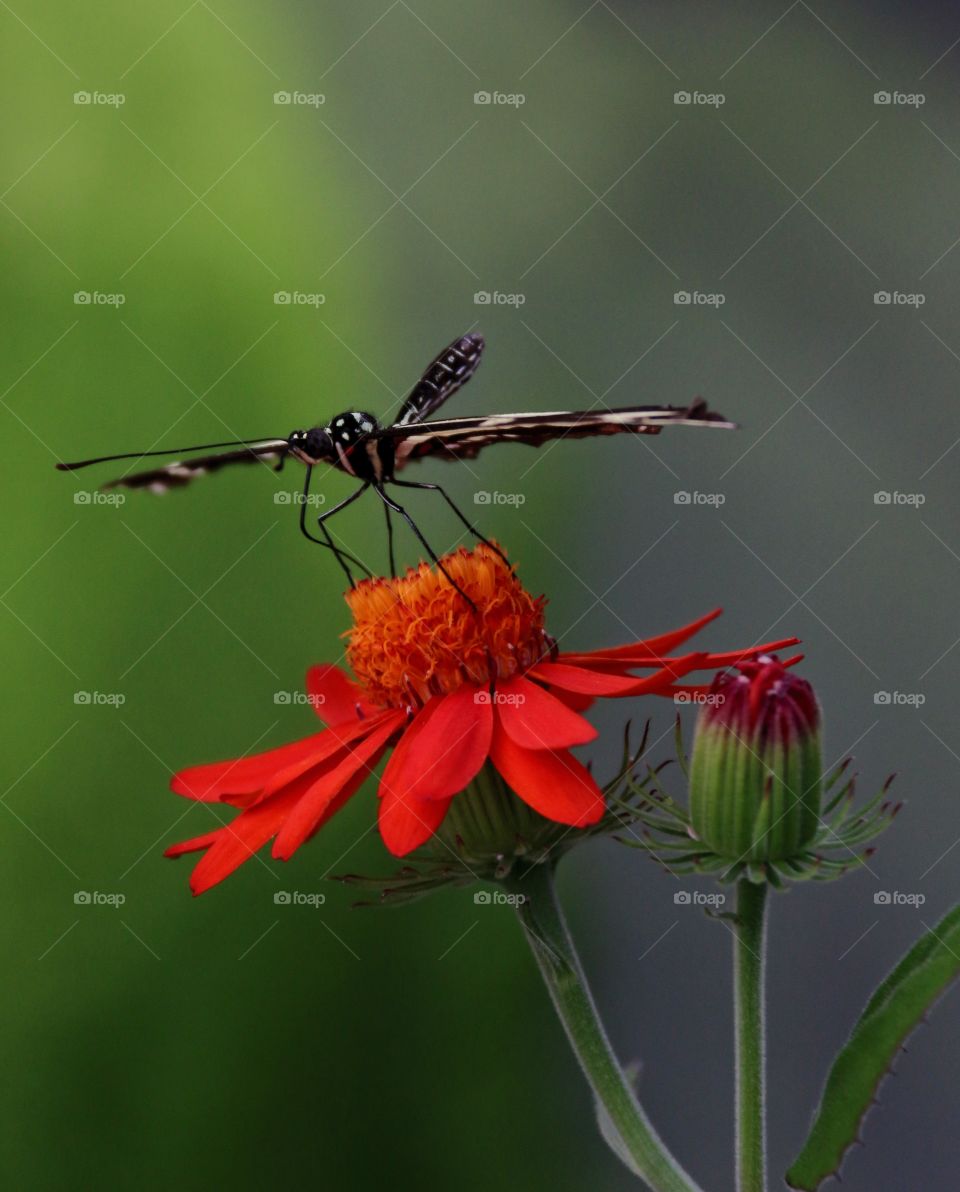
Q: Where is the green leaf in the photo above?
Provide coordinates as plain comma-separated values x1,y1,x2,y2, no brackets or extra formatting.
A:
787,904,960,1189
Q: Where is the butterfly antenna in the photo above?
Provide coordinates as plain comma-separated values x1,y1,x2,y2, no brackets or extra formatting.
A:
55,438,282,472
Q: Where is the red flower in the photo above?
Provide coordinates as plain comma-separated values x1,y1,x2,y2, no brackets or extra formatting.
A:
166,545,798,894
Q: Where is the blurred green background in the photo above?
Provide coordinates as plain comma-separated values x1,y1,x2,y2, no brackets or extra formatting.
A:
3,2,960,1188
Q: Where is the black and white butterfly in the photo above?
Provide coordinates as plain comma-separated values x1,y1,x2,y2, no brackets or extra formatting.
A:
57,332,734,599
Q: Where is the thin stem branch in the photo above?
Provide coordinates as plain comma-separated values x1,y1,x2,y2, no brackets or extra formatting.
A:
507,862,701,1192
734,879,768,1192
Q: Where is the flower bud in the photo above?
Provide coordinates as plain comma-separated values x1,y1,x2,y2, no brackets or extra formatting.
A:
689,657,821,863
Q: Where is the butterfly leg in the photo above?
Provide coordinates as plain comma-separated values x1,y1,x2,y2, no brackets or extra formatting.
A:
298,469,372,587
374,484,477,612
390,479,510,567
383,503,397,577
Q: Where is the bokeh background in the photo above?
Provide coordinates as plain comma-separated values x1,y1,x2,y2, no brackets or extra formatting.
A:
2,2,959,1188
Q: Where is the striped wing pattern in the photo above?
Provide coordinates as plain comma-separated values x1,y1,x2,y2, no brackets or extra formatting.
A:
396,332,485,425
100,440,289,493
388,400,733,468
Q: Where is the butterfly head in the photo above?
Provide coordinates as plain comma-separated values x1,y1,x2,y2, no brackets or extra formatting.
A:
288,427,335,465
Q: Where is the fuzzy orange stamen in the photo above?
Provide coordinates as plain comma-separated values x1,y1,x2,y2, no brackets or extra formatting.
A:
344,544,548,708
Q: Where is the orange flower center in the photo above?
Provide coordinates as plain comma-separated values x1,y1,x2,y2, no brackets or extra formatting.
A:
344,545,549,708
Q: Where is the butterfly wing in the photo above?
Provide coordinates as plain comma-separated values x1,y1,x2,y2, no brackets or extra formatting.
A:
98,440,290,492
386,401,734,468
395,333,485,426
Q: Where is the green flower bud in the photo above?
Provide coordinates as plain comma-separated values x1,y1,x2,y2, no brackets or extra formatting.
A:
689,657,821,863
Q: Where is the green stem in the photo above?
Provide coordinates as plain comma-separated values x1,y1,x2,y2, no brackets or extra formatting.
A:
506,863,701,1192
734,879,768,1192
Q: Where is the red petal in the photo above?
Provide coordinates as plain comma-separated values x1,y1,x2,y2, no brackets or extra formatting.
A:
164,831,219,858
165,783,305,896
497,676,597,750
699,637,800,668
382,687,493,804
272,711,404,859
170,731,333,802
670,683,713,697
171,713,398,805
558,608,722,665
305,664,372,724
258,710,395,796
489,720,604,826
530,655,704,697
547,686,596,713
378,787,454,857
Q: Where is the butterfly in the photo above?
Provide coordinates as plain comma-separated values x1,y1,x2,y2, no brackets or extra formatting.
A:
57,332,735,601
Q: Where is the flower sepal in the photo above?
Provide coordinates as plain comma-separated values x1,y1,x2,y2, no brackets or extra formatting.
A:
615,716,900,888
334,761,614,906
